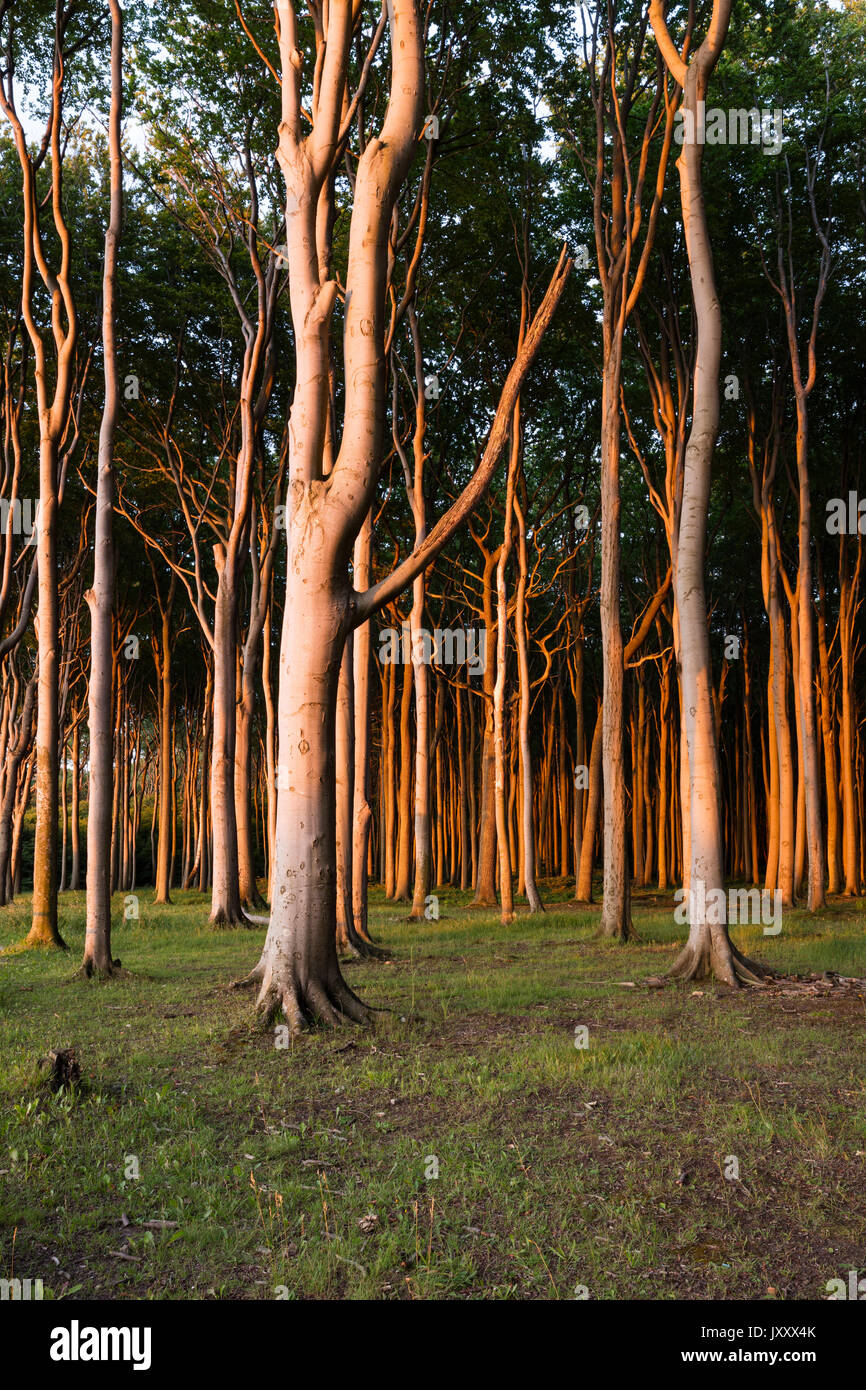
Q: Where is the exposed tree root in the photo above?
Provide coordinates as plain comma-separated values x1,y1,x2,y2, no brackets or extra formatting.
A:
336,907,391,960
667,933,769,987
230,958,267,990
208,906,253,930
73,957,124,981
337,937,392,962
729,941,771,984
598,919,639,944
255,967,375,1035
242,888,268,913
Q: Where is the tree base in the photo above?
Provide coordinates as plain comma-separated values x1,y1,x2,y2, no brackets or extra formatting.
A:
336,908,390,959
600,917,638,943
667,935,768,987
208,905,252,929
242,888,268,913
74,957,125,981
232,952,380,1034
337,936,391,961
253,959,373,1035
4,932,68,955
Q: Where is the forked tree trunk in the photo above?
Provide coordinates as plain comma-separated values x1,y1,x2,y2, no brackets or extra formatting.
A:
2,0,79,949
241,0,567,1031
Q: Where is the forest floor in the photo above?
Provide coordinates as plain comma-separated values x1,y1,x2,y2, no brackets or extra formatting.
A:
0,883,864,1301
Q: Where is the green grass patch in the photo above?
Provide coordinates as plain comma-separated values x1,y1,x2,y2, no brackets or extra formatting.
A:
1,884,864,1300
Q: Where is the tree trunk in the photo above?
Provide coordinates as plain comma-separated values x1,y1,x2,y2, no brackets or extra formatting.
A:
472,546,499,906
650,0,763,984
351,515,375,940
514,495,543,912
575,700,603,903
82,0,122,976
599,349,632,939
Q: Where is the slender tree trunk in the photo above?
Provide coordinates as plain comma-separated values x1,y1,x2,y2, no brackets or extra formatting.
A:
651,0,763,984
383,655,397,897
70,717,80,890
209,568,244,924
82,0,122,975
473,546,499,906
493,420,518,925
816,552,840,893
599,347,632,938
153,581,175,904
456,683,472,891
514,495,543,912
335,634,358,953
394,646,413,901
262,599,277,900
576,700,603,902
351,515,375,940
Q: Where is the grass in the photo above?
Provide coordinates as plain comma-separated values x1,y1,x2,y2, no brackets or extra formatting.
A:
0,881,864,1301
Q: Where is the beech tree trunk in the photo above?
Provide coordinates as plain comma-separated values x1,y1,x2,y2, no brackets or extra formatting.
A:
514,495,543,912
351,514,376,942
600,348,632,938
651,0,764,984
576,700,603,903
242,0,567,1031
82,0,122,976
472,545,499,906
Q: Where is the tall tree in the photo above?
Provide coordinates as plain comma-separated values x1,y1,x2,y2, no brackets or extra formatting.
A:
82,0,123,976
650,0,765,983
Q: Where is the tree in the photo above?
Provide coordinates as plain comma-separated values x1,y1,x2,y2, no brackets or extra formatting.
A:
649,0,765,983
81,0,122,977
240,0,569,1031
